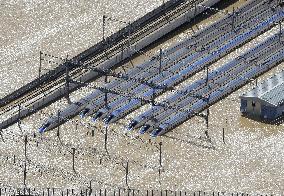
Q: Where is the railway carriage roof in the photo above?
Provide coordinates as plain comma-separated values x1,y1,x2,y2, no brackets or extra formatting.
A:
240,69,284,107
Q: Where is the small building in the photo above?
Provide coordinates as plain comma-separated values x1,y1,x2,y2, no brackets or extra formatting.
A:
240,70,284,120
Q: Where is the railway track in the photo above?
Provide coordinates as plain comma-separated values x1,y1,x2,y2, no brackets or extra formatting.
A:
98,3,283,125
36,0,283,133
0,0,221,130
36,0,254,130
0,0,191,108
0,0,208,113
150,32,284,136
133,33,283,135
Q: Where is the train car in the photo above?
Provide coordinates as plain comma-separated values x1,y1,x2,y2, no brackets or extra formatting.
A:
39,0,282,133
105,10,283,126
150,40,284,136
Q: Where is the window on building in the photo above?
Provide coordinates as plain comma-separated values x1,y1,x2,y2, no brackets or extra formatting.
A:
252,101,256,107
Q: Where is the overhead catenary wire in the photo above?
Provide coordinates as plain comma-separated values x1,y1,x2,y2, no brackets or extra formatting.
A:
1,1,282,192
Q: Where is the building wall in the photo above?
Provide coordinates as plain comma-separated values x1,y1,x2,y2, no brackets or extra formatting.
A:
240,98,281,120
240,99,247,112
276,105,284,118
246,99,261,117
261,104,277,119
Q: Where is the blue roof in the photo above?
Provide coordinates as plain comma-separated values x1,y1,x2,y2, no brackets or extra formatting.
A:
240,69,284,107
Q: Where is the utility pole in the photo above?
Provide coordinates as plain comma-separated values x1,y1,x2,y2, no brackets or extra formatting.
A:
125,161,129,187
205,65,209,85
222,127,225,144
151,88,156,106
121,42,124,60
279,21,283,42
159,142,162,168
72,148,76,173
204,56,210,138
158,141,163,186
89,180,93,196
0,129,4,142
24,135,28,186
17,104,24,135
280,21,282,36
231,7,236,32
65,56,71,104
127,22,135,67
18,104,21,125
104,75,108,109
105,126,108,154
127,22,131,51
255,77,258,86
193,2,197,24
103,15,106,42
39,51,43,78
159,48,163,75
57,110,60,139
205,108,209,139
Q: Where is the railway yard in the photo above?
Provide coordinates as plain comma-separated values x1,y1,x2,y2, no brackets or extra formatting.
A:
0,0,284,195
